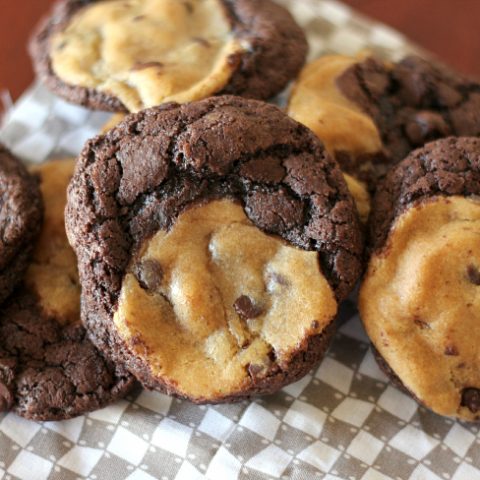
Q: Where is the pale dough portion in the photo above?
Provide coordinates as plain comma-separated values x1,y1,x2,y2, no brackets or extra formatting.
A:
288,55,383,160
114,199,337,399
343,173,370,223
51,0,244,112
27,159,80,326
359,196,480,420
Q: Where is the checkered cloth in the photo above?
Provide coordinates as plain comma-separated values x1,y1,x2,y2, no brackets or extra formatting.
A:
1,1,479,479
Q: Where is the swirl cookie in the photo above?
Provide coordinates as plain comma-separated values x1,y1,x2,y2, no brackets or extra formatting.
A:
66,96,363,403
0,145,43,304
0,159,135,421
30,0,307,113
359,137,480,421
288,55,480,187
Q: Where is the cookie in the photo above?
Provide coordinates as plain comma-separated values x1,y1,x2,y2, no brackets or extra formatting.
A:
288,54,480,187
30,0,307,113
0,144,43,305
359,137,480,421
66,96,363,403
0,159,135,421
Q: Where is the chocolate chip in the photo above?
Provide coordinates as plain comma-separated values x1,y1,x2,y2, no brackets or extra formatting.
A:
182,1,194,14
436,82,462,107
311,320,320,329
405,111,450,146
444,345,459,356
133,259,163,291
467,264,480,285
131,61,164,71
461,388,480,413
234,296,263,320
0,383,13,411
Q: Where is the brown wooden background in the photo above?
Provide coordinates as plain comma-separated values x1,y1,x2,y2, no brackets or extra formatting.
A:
0,0,479,107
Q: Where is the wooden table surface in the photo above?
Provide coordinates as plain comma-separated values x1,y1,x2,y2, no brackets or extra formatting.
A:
0,0,479,107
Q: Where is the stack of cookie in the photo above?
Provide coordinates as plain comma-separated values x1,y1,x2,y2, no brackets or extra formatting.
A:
0,0,477,423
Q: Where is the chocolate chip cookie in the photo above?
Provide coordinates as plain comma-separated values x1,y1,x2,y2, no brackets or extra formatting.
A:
0,159,135,421
359,137,480,421
66,96,363,403
0,144,43,305
288,55,480,188
30,0,307,113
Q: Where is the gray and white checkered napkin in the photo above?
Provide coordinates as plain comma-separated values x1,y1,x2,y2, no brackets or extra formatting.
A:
0,1,479,479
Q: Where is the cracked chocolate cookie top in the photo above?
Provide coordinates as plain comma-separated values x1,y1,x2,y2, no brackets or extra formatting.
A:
0,144,43,305
66,95,363,402
360,137,480,421
288,55,480,188
0,160,134,421
368,136,480,253
30,0,307,112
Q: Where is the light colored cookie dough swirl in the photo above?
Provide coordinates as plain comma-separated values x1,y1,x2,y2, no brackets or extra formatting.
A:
360,196,480,421
50,0,245,112
115,199,337,400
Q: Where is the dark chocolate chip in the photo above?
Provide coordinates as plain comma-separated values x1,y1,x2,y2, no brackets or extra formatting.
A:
133,259,163,291
182,1,194,14
444,345,459,356
234,296,263,320
461,387,480,413
436,82,462,107
405,111,450,146
467,264,480,285
311,320,320,329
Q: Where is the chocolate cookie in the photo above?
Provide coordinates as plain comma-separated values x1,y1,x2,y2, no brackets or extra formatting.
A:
100,113,372,224
30,0,307,113
0,144,43,305
288,54,480,187
66,96,363,403
359,137,480,421
0,160,135,421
